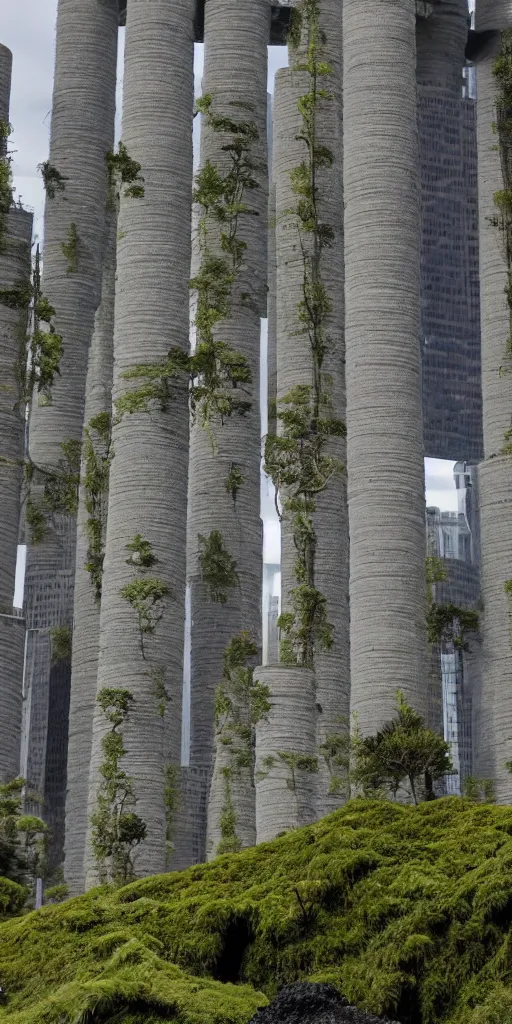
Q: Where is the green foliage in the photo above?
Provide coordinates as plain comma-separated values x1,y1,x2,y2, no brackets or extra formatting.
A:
426,603,479,651
0,777,47,904
425,556,479,651
114,346,189,419
248,678,272,727
49,625,72,664
190,335,252,430
492,31,512,374
279,752,319,792
114,98,260,432
0,281,31,309
0,779,26,886
0,876,26,920
319,724,350,796
287,5,303,49
198,530,239,604
352,693,455,804
44,883,69,905
466,985,512,1024
97,688,134,726
91,689,147,885
217,776,241,856
21,247,63,407
189,96,259,431
107,141,145,204
225,463,245,504
25,496,47,545
501,426,512,453
61,221,79,273
121,578,169,653
2,799,512,1022
147,665,170,718
0,120,13,251
31,328,63,403
121,537,168,657
213,633,268,818
34,296,55,323
125,534,158,570
425,555,447,603
83,413,112,601
42,439,81,516
257,752,318,824
38,160,68,199
264,1,342,668
23,438,81,545
463,776,496,803
505,580,512,643
0,942,265,1024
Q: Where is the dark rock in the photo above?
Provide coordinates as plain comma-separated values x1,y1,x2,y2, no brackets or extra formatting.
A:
249,983,401,1024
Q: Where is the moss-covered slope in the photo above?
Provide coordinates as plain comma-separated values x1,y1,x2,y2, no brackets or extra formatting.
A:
1,799,512,1023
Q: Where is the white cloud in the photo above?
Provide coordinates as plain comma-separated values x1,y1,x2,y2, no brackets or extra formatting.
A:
425,458,458,511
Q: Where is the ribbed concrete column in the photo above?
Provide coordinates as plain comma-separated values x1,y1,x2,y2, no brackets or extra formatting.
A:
206,682,256,860
0,205,32,611
64,215,116,895
28,0,118,470
188,0,269,854
0,43,33,782
0,207,32,784
0,616,25,783
344,0,428,735
475,1,512,799
21,0,118,868
274,68,308,636
255,666,316,842
85,0,195,886
0,44,12,151
169,766,209,871
416,0,469,86
273,0,348,823
267,181,277,437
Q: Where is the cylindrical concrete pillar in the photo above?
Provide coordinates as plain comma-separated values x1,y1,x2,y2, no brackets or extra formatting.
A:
255,665,316,842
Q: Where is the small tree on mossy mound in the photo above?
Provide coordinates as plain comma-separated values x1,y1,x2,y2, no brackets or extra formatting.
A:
352,692,455,804
463,776,496,803
0,875,26,920
0,778,47,905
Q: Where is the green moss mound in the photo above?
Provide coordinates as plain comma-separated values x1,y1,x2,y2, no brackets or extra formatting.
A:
0,878,25,921
1,799,512,1023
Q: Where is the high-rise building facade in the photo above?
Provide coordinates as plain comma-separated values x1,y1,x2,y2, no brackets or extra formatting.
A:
426,462,481,790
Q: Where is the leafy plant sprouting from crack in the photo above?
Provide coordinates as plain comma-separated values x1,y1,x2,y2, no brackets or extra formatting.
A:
121,535,169,659
83,412,113,601
264,0,344,669
213,632,271,855
90,688,147,885
111,95,261,441
425,556,479,652
258,751,318,822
